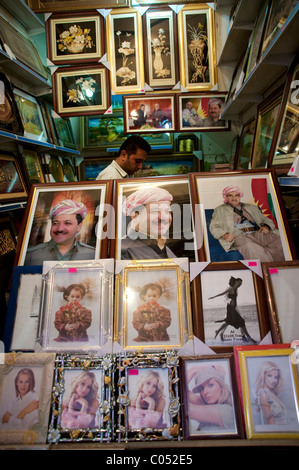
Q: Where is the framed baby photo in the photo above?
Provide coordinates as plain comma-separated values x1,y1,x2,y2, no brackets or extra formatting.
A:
177,4,216,91
115,352,181,441
114,258,193,352
0,352,55,445
3,265,43,352
46,11,105,65
48,354,115,443
36,260,114,354
122,94,176,134
112,175,198,262
235,346,299,439
179,354,243,439
52,65,110,117
177,93,230,132
106,8,144,94
15,181,113,266
189,169,295,263
191,261,270,352
262,260,299,344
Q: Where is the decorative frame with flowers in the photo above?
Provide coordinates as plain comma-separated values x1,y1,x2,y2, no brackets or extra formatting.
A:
106,8,144,94
46,12,105,65
116,352,181,441
52,65,110,117
0,352,55,445
48,354,115,443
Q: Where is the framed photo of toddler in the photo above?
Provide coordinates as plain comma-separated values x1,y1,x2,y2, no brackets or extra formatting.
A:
35,260,114,354
0,351,55,445
235,346,299,439
116,352,181,441
262,260,299,343
114,258,193,352
48,354,114,443
179,354,243,440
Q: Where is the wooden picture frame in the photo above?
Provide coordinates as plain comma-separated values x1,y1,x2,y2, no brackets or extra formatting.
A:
81,113,126,150
114,258,193,352
53,65,110,117
112,175,197,262
189,169,295,263
178,4,216,91
13,88,49,143
190,261,270,353
46,11,105,65
28,0,130,12
0,72,24,136
115,352,181,441
261,0,298,55
262,260,299,343
234,345,299,439
143,7,179,90
177,93,229,131
179,354,243,439
20,149,45,185
52,116,77,149
234,118,256,170
106,8,144,94
0,352,55,445
16,181,113,266
0,153,28,203
122,94,176,134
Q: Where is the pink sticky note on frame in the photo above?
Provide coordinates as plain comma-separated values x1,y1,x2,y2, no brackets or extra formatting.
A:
129,369,139,375
248,261,257,267
269,268,278,274
68,268,77,273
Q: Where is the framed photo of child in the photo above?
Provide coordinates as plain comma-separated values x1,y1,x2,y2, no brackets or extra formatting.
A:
36,260,114,354
48,354,114,443
114,258,193,351
116,352,180,440
179,354,243,439
0,352,55,445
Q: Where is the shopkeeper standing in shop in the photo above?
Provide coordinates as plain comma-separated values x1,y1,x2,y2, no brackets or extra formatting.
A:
96,135,151,180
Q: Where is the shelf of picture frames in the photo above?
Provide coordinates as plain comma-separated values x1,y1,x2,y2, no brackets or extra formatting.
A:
1,0,45,34
220,3,299,121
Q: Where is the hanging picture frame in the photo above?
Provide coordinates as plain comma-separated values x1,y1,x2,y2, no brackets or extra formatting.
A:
177,93,229,131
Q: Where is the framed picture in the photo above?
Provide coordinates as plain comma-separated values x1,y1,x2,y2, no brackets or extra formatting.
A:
262,260,299,343
52,65,110,117
0,17,48,80
48,354,114,443
0,352,55,445
106,8,144,94
115,352,181,441
36,260,113,354
235,346,299,439
0,153,28,202
123,94,175,133
177,93,229,131
251,89,283,169
261,0,298,55
179,354,243,439
0,72,24,135
13,88,49,143
28,0,130,12
3,266,43,351
16,181,113,266
143,8,179,89
189,170,295,263
81,114,126,150
46,11,105,65
234,118,256,170
78,157,113,181
190,261,270,352
52,116,77,149
133,154,199,178
112,176,197,262
177,4,216,91
114,258,193,351
21,149,45,185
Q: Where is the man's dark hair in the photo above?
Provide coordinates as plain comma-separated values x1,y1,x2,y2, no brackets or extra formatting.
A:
117,135,151,157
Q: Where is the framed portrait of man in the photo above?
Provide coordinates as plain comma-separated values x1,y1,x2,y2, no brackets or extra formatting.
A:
16,181,113,266
111,175,198,262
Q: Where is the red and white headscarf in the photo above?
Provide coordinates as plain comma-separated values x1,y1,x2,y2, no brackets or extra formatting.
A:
49,199,87,220
222,186,244,203
122,186,173,216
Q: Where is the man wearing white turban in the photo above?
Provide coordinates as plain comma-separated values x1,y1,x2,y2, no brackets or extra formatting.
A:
209,186,285,261
24,199,95,265
120,186,177,260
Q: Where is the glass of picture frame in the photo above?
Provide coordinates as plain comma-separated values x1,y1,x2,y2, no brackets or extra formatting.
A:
48,354,115,443
179,354,244,439
36,260,114,354
114,258,193,352
0,352,55,445
115,351,181,441
13,88,49,143
234,117,256,170
0,153,28,202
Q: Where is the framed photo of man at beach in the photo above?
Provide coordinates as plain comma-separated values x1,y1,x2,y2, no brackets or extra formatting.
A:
16,181,113,266
111,175,198,261
189,170,295,263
